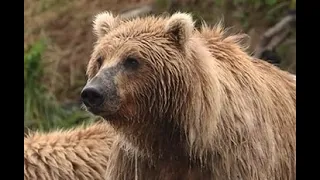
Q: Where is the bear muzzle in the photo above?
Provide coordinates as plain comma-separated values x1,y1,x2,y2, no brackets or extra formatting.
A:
81,71,120,116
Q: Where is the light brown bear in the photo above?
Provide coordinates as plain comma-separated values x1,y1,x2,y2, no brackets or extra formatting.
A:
81,11,296,180
24,122,116,180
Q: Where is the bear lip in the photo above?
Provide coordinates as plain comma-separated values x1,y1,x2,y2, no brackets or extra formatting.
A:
87,106,118,118
86,107,104,115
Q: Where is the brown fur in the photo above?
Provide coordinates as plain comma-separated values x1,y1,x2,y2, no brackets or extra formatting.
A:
86,12,296,180
24,122,117,180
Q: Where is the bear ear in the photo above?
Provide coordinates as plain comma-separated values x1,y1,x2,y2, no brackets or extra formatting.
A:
93,11,120,38
164,12,194,46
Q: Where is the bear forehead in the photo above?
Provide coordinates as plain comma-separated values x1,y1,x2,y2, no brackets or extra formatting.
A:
93,17,176,57
103,16,169,41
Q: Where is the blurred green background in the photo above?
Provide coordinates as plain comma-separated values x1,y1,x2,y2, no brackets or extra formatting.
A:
24,0,296,132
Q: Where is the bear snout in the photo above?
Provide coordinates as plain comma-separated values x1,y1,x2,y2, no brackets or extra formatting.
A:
81,86,105,108
81,71,120,116
81,75,107,112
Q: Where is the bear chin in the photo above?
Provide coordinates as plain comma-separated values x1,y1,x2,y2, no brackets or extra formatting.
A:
86,103,120,118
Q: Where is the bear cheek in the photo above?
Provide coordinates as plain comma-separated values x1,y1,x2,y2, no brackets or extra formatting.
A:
114,77,130,109
121,96,136,118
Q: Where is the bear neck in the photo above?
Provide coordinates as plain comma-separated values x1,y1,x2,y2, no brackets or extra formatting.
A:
116,113,190,161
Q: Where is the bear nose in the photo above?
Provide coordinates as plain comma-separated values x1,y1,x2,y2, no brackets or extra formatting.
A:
81,87,104,107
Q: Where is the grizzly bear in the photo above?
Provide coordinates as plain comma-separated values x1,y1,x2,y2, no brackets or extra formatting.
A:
81,12,296,180
24,122,116,180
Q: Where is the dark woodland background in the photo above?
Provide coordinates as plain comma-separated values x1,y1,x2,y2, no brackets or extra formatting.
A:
24,0,296,132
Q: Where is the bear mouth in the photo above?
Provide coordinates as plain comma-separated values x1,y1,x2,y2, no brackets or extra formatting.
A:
86,106,119,119
86,107,103,115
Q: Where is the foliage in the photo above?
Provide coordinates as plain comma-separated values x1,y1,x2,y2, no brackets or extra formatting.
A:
24,40,95,132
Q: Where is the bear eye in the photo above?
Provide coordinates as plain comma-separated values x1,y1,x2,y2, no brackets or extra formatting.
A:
123,57,140,70
97,57,103,68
